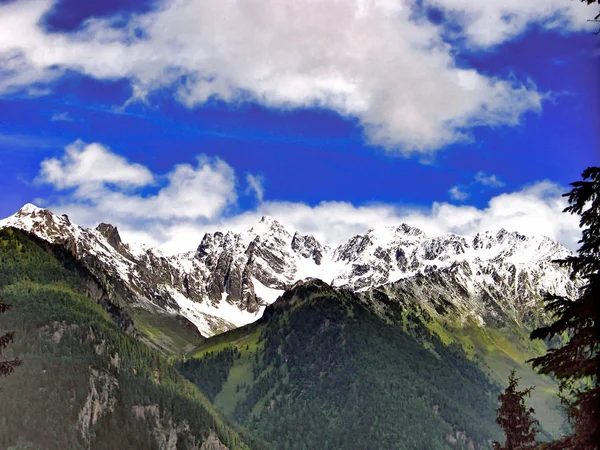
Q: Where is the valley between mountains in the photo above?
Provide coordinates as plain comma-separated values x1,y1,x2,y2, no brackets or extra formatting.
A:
0,204,578,449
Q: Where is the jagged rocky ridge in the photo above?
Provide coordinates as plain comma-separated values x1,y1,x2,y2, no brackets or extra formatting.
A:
0,204,577,337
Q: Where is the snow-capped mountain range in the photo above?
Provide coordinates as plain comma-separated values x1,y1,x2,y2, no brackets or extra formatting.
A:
0,204,577,337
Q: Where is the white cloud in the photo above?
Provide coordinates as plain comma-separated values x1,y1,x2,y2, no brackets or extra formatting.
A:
427,0,595,48
245,173,265,202
39,140,237,224
448,185,469,200
86,182,584,254
2,0,589,152
448,171,505,201
38,140,154,191
251,180,580,251
147,179,577,254
474,171,505,188
50,111,72,122
34,142,580,254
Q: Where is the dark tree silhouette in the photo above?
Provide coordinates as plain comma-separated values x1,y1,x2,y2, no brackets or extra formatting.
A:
492,370,539,450
0,298,21,377
529,166,600,450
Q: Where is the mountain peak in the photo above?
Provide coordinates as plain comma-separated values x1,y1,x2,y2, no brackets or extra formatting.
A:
96,223,125,251
250,215,290,238
0,202,576,339
363,223,425,245
17,203,44,215
291,232,324,265
258,215,282,227
398,223,425,236
0,203,76,244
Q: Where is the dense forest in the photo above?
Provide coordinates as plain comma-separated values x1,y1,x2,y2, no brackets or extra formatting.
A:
177,347,240,402
0,228,254,450
182,279,505,450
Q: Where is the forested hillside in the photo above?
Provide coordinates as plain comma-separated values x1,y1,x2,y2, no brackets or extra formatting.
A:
0,226,565,450
181,279,505,450
0,228,255,450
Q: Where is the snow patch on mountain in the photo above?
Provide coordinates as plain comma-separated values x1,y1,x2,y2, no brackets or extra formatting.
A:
252,277,285,304
164,287,263,336
0,203,578,338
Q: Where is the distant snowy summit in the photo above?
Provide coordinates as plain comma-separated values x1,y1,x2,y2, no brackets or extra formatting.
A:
0,203,577,337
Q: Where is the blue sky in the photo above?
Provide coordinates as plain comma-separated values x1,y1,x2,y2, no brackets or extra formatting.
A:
0,0,598,253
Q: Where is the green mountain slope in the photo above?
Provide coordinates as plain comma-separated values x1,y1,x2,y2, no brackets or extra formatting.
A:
0,228,254,450
0,226,565,449
181,279,504,450
424,318,565,438
361,285,566,439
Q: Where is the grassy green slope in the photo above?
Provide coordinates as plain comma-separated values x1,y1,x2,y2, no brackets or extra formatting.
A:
425,316,565,439
133,308,205,356
364,285,565,439
181,280,503,450
0,228,252,450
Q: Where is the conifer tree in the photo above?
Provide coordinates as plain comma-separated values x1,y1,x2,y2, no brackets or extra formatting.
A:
0,298,21,377
529,166,600,449
492,369,539,450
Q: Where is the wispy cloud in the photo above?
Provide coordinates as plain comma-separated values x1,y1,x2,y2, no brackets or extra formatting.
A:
0,131,66,149
50,111,73,122
474,171,505,188
245,173,265,203
448,185,470,201
448,171,506,201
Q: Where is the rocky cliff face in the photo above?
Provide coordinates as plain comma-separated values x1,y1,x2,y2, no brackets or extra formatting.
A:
0,204,578,337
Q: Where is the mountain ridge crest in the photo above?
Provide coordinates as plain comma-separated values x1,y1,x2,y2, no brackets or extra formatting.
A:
0,203,576,338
